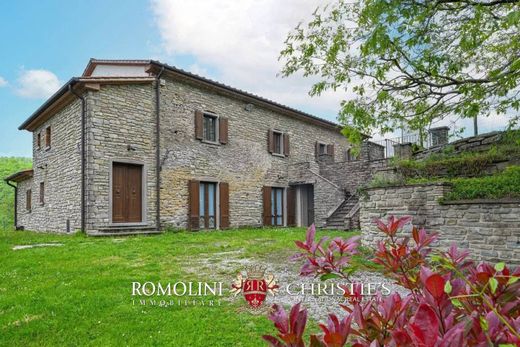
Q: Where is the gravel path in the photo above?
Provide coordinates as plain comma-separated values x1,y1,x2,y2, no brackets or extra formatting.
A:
185,250,407,321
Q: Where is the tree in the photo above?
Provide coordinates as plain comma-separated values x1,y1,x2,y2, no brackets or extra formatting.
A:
280,0,520,144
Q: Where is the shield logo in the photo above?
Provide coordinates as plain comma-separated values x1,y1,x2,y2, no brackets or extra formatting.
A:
231,265,278,309
243,277,267,308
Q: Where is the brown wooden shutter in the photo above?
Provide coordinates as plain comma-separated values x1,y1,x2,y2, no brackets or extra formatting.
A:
262,186,272,226
37,133,41,149
40,182,45,205
188,180,200,230
45,127,51,147
267,130,274,153
315,141,320,159
219,118,228,144
219,182,230,229
26,190,31,210
287,186,296,227
327,144,335,157
194,110,203,140
283,133,290,157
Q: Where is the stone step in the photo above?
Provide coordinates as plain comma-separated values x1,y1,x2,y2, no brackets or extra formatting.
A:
87,226,163,237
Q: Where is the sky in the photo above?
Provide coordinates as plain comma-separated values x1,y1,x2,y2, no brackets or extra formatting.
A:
0,0,511,157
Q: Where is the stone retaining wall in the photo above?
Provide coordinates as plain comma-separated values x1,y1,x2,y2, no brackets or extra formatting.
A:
414,131,503,160
360,183,520,265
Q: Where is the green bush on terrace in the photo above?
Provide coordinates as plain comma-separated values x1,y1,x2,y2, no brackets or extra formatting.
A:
392,130,520,179
408,166,520,202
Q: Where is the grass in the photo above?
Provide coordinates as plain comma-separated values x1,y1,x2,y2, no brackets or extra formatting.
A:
0,157,32,229
0,227,362,346
392,130,520,179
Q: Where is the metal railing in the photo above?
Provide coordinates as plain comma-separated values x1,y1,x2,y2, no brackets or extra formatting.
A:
370,133,429,159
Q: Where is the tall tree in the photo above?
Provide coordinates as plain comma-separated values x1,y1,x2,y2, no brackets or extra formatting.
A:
280,0,520,144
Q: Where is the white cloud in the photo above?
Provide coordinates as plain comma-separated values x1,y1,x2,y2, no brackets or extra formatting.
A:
0,76,7,87
15,69,61,99
151,0,344,122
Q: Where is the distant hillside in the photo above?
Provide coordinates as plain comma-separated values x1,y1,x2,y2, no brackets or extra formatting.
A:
0,157,32,230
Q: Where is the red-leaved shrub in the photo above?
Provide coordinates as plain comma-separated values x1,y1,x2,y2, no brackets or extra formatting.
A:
263,216,520,346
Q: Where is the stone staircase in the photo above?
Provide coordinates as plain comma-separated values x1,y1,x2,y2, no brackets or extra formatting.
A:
325,194,360,230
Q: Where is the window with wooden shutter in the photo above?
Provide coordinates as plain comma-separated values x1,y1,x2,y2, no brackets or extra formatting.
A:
267,130,274,153
262,186,272,226
327,144,335,158
283,133,290,157
219,182,230,229
26,189,32,211
188,180,200,230
269,130,285,156
194,110,204,140
287,186,296,227
219,118,228,144
37,133,41,149
45,127,51,148
40,182,45,205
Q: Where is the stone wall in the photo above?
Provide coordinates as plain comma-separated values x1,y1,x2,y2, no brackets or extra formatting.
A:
414,131,503,160
85,83,157,231
16,99,83,232
360,183,520,265
158,75,350,229
319,159,389,195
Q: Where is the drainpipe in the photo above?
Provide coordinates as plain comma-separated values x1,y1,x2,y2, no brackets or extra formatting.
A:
5,180,17,229
155,66,165,231
69,82,86,233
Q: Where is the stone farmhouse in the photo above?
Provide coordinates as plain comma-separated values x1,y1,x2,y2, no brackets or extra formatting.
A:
6,59,379,235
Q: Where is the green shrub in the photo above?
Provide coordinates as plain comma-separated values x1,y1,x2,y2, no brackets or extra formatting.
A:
0,157,32,230
394,144,520,179
441,166,520,201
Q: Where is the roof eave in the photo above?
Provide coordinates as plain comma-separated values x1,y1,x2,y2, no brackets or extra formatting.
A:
147,60,342,132
18,78,78,131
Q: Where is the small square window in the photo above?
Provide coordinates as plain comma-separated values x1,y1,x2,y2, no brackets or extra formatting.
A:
40,182,45,205
45,126,51,148
203,114,218,142
319,143,327,155
273,131,283,155
26,189,32,211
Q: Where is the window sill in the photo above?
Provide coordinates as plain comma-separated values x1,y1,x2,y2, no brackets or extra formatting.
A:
201,139,221,146
272,152,286,158
45,146,51,151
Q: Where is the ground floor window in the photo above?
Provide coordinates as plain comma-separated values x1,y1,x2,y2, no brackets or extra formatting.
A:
199,182,217,229
271,187,284,226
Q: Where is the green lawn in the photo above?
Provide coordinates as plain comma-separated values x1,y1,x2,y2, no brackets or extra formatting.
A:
0,227,358,346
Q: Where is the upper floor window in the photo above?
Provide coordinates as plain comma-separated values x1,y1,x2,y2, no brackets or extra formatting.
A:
203,114,218,142
273,131,283,155
26,189,32,211
194,110,228,145
40,182,45,205
268,129,289,157
37,133,41,149
318,143,327,155
315,141,335,161
45,126,51,148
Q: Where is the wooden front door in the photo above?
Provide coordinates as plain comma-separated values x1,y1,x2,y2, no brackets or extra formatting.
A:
112,163,143,223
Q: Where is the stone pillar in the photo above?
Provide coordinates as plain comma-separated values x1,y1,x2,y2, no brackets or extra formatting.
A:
429,126,449,146
393,143,413,159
